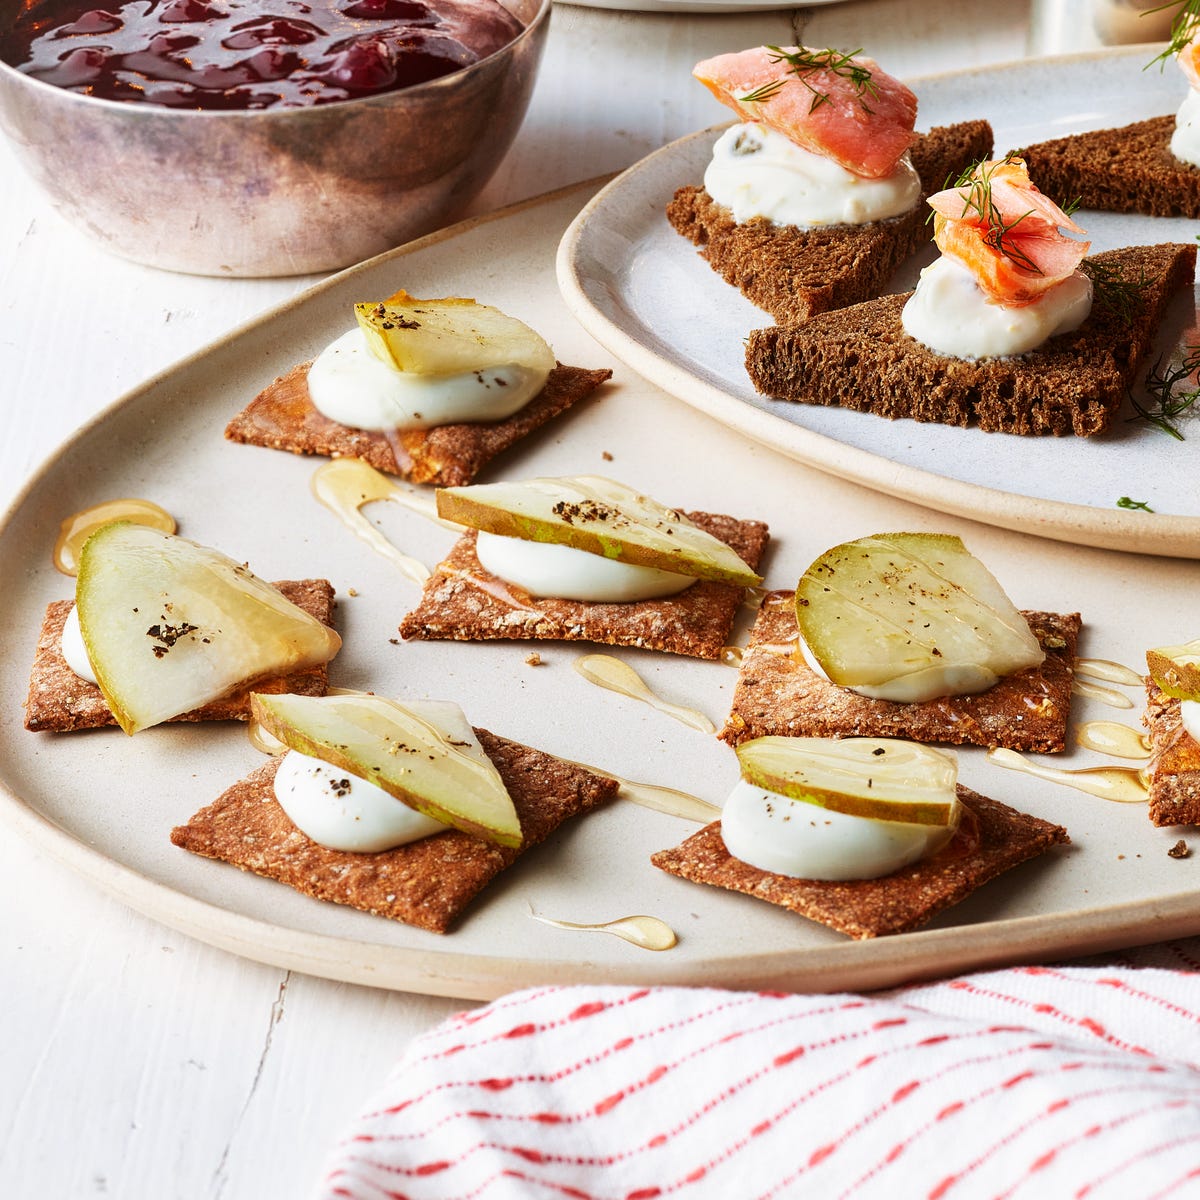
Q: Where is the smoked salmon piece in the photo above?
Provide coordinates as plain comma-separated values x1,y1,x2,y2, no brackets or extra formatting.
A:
693,45,917,179
927,157,1090,307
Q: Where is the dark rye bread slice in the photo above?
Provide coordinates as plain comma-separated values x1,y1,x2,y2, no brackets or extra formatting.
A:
225,361,613,488
399,511,769,660
666,120,993,326
1020,115,1200,219
719,591,1079,753
24,580,335,733
170,730,619,933
650,787,1069,940
745,242,1197,437
1143,679,1200,826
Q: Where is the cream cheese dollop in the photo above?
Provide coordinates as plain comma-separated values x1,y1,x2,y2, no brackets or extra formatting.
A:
1182,699,1200,745
703,121,921,229
902,254,1093,360
796,632,1002,704
1172,87,1200,166
720,777,959,881
273,749,448,853
61,605,98,685
307,328,548,431
474,530,696,602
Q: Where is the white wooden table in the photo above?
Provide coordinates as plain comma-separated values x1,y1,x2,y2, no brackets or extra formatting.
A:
0,2,1156,1194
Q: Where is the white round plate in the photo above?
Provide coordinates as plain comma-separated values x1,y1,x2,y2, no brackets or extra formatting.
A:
558,48,1200,557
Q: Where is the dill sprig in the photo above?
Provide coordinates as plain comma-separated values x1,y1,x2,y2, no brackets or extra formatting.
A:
1083,260,1152,324
737,47,879,115
1146,0,1200,70
1117,496,1155,511
1129,342,1200,438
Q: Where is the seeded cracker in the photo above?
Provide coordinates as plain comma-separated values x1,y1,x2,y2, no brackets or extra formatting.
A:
398,512,769,660
170,731,619,933
720,592,1079,752
1143,678,1200,826
224,361,613,487
24,580,336,733
666,121,993,325
651,787,1069,939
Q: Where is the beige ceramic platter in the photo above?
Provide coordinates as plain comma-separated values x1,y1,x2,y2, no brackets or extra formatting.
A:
2,179,1200,1004
558,49,1200,558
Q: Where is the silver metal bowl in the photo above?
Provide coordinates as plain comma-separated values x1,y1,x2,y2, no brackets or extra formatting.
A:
0,0,550,276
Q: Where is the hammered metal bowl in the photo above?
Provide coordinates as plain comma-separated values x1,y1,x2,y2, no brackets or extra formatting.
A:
0,0,549,276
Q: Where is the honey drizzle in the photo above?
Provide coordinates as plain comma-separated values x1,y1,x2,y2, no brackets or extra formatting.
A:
529,908,678,951
719,645,744,667
1075,658,1143,688
53,498,176,575
1075,720,1152,760
310,458,453,585
574,654,716,733
1071,678,1135,710
987,746,1149,803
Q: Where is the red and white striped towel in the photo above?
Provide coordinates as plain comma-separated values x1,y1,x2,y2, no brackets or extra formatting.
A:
318,941,1200,1200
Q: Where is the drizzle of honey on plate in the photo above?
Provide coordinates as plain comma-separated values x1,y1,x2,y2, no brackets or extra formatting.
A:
529,908,678,951
988,746,1149,803
1071,678,1135,710
1075,720,1152,760
720,645,744,668
310,458,449,585
1074,658,1143,688
53,498,176,575
573,653,716,734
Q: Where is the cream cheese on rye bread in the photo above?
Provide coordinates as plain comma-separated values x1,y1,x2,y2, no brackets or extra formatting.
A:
901,255,1094,360
307,328,549,431
703,122,921,228
720,777,960,881
474,530,696,602
273,749,448,852
1172,88,1200,166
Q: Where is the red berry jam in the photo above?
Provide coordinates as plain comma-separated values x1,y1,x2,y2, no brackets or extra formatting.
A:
0,0,523,109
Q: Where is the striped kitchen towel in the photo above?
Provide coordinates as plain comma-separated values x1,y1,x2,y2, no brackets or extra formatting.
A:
317,942,1200,1199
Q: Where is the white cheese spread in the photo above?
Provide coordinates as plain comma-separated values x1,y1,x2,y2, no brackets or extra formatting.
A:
307,328,548,430
273,749,448,852
1172,88,1200,167
720,777,959,881
474,530,696,602
703,121,921,228
902,255,1093,359
796,630,1000,704
62,605,98,685
1182,698,1200,745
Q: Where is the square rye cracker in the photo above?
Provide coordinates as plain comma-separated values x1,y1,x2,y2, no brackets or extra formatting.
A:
720,591,1080,752
170,730,619,933
1144,679,1200,827
225,361,612,488
24,579,336,733
398,513,770,660
651,787,1069,940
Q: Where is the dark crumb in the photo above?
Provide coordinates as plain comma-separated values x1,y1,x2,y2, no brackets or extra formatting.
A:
1169,840,1190,859
602,451,613,461
388,637,400,645
525,652,543,666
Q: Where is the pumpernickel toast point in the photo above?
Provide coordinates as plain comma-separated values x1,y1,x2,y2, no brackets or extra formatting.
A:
1020,116,1200,220
745,242,1197,437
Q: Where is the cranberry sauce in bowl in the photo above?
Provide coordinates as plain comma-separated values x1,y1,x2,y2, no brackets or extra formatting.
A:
0,0,523,109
